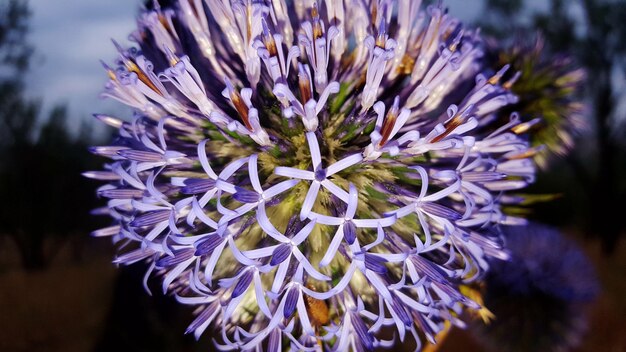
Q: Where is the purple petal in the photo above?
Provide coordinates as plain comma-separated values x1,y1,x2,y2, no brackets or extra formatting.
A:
90,225,120,237
306,132,322,168
351,312,375,351
420,202,462,220
256,204,288,241
326,153,363,176
197,140,219,179
191,197,218,229
156,249,194,268
267,329,281,352
410,255,448,284
99,188,144,199
394,290,432,314
181,178,217,194
461,171,506,182
263,179,300,199
220,156,249,181
242,245,278,259
274,166,315,180
294,250,331,281
283,287,299,318
309,212,344,225
248,154,264,194
118,149,163,162
93,113,123,128
89,146,128,158
185,301,219,338
364,254,388,275
414,313,438,344
291,219,317,244
253,272,272,318
346,183,359,217
194,234,224,256
270,243,292,266
320,227,344,267
391,297,413,326
113,163,145,189
82,171,120,180
113,248,155,265
233,187,260,203
272,261,289,293
300,181,320,220
232,269,254,298
130,210,171,227
343,221,357,244
321,180,349,203
484,180,528,191
157,117,168,151
432,282,467,306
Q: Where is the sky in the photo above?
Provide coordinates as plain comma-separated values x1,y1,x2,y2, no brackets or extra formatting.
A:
26,0,140,134
22,0,512,135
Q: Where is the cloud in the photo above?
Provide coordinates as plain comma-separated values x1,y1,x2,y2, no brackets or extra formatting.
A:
26,0,139,130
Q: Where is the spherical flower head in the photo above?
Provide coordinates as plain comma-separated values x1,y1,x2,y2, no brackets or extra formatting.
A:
485,34,587,168
470,223,599,352
86,0,541,350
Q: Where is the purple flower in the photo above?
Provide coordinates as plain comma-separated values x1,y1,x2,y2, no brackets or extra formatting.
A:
471,223,599,352
86,0,542,350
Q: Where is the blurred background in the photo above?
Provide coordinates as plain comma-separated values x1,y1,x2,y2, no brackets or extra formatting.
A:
0,0,624,351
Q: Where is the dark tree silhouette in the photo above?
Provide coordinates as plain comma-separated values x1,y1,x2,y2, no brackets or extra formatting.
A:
0,0,106,269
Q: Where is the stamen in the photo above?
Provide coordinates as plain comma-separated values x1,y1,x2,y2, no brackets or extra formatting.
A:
298,1,337,93
503,71,522,90
158,13,171,31
298,64,313,105
371,2,378,26
448,30,464,53
511,118,541,135
375,20,387,48
361,20,396,111
311,3,322,40
488,65,510,85
324,0,346,62
378,96,400,147
506,146,544,160
246,0,253,42
101,61,117,81
430,117,462,143
187,0,199,17
164,45,181,66
364,97,411,160
123,58,164,96
225,79,253,131
261,19,278,57
431,106,473,143
113,40,163,96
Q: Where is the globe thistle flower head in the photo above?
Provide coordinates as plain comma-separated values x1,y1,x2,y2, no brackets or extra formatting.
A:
87,0,539,350
471,223,599,352
485,34,587,168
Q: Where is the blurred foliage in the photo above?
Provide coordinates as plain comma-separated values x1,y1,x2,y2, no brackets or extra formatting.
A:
479,0,626,252
0,0,33,73
0,0,105,270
